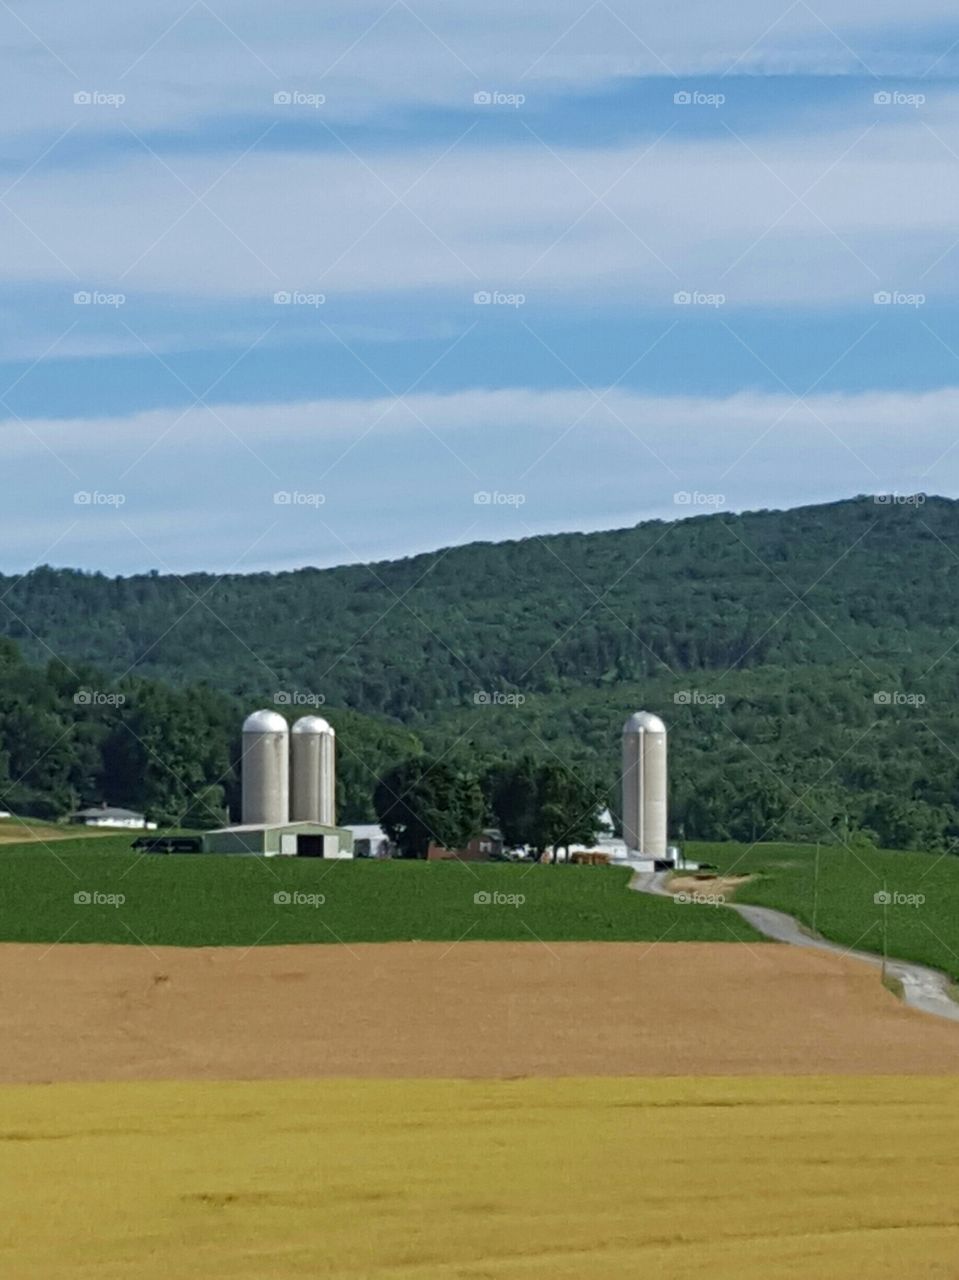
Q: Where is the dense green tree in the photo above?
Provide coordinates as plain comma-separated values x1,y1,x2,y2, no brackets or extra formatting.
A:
484,756,603,858
374,758,486,858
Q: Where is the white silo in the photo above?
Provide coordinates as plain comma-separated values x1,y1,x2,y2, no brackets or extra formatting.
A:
241,709,290,826
622,711,668,857
291,716,336,827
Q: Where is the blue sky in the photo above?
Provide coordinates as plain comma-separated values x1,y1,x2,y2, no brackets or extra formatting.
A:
4,0,959,572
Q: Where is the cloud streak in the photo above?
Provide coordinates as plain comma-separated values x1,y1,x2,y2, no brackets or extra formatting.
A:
2,381,956,571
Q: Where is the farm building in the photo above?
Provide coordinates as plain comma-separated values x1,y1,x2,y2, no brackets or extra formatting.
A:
427,829,504,861
345,823,393,858
203,820,353,858
70,805,157,830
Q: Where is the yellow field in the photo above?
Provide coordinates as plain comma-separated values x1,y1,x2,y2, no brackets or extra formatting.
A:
1,1077,958,1279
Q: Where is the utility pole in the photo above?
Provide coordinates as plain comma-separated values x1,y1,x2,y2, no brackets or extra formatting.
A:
812,843,821,936
881,880,889,985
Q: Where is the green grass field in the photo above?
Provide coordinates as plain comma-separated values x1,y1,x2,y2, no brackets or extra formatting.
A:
691,840,959,980
0,837,762,946
5,831,957,969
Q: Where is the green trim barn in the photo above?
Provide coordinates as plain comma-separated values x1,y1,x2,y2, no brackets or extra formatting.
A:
202,821,354,858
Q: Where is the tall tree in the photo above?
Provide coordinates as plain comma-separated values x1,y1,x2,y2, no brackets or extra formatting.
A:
374,758,486,858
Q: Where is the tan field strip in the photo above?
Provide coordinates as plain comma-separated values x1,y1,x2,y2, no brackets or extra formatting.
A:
3,940,959,1082
2,1075,959,1279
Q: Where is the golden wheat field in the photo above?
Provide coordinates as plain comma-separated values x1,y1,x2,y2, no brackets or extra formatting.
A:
2,1075,958,1279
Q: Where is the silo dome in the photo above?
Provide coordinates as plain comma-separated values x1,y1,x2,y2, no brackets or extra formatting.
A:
291,715,336,826
623,711,666,735
243,709,289,735
241,709,290,826
291,716,333,735
622,710,668,857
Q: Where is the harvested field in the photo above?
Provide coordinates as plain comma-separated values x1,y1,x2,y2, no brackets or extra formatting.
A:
3,940,959,1083
3,1075,959,1280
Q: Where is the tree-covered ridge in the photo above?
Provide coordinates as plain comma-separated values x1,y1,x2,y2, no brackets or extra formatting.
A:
2,494,959,851
2,496,954,720
0,639,421,826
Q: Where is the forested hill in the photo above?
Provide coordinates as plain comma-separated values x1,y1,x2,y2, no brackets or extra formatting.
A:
3,494,959,848
0,495,954,718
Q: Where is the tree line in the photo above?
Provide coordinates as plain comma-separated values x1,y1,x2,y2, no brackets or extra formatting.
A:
373,755,605,858
3,496,959,852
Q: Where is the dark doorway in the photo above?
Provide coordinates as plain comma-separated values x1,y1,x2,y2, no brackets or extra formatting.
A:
297,834,326,857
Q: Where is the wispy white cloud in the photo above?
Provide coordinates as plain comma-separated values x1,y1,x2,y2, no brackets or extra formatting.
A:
3,111,959,308
3,0,958,144
1,381,955,571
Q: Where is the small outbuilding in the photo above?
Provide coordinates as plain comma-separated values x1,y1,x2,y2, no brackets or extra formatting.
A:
70,805,156,830
202,820,354,858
